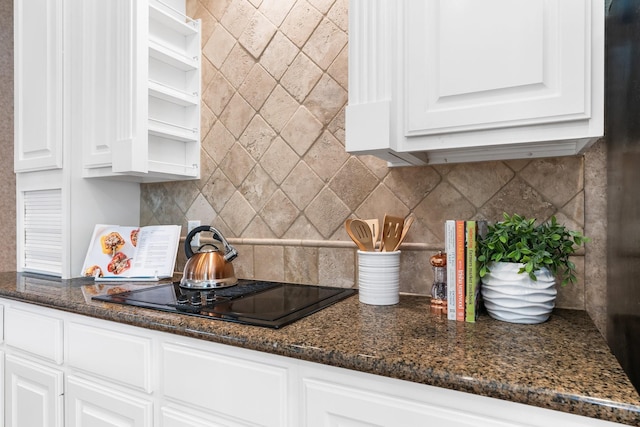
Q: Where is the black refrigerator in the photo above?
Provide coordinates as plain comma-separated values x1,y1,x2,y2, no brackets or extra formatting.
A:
606,0,640,393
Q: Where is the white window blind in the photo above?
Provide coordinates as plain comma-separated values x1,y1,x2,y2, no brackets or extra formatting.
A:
22,189,63,275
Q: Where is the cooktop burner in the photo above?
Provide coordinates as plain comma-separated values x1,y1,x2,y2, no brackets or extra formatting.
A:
92,279,356,328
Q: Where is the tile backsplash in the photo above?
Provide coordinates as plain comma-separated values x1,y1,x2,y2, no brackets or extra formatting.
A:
138,0,606,333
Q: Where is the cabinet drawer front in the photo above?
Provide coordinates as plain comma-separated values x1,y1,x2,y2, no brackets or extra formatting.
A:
66,375,153,427
162,343,288,427
5,306,63,363
67,322,152,393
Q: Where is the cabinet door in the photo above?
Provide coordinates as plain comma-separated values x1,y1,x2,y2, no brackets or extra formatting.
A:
75,0,149,174
65,375,152,427
4,354,63,427
13,0,63,172
404,0,590,136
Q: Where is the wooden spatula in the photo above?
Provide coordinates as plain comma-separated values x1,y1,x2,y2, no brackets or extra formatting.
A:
381,214,404,252
363,219,380,250
346,219,375,251
391,213,415,251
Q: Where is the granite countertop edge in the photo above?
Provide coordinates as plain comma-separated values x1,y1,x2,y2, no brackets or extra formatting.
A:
1,274,640,426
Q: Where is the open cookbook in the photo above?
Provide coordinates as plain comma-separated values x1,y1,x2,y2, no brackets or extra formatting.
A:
81,224,181,281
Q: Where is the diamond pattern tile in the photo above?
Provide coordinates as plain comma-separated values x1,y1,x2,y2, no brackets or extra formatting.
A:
139,0,600,313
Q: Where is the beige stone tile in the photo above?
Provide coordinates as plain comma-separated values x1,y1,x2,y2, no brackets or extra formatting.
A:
280,53,323,102
412,181,476,241
140,196,155,226
478,177,555,223
259,85,299,132
281,106,323,155
254,245,285,281
399,250,431,295
284,246,319,284
354,185,410,225
282,215,324,240
202,121,235,165
202,168,236,212
220,43,256,88
219,142,256,186
259,0,297,26
243,216,277,238
520,157,584,208
239,115,277,160
220,0,255,38
202,69,234,116
329,157,378,211
561,191,585,226
239,10,277,58
319,247,355,288
189,3,217,47
155,196,186,225
220,191,257,235
357,155,390,180
305,188,351,238
447,161,514,208
200,103,216,141
239,164,278,211
304,74,347,125
203,23,236,69
201,56,217,93
185,193,218,225
281,161,325,210
163,180,200,213
327,0,347,31
303,18,347,71
398,217,438,246
260,31,299,80
202,0,233,20
248,0,262,7
556,256,585,310
260,137,300,184
261,190,300,236
504,158,531,172
280,0,322,47
232,244,254,279
142,182,169,213
197,150,216,190
219,93,255,138
383,166,440,209
239,64,276,110
305,130,350,182
327,45,347,90
307,0,334,13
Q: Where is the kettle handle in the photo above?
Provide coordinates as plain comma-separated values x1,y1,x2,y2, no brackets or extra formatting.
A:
184,226,238,262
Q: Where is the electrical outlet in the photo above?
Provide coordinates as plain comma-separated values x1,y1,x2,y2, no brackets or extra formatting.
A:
187,220,201,247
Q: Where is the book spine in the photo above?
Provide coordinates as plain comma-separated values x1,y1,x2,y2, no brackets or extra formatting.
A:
445,220,456,320
455,220,466,322
465,221,478,323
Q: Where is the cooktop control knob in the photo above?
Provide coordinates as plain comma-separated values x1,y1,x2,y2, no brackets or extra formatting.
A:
190,293,202,306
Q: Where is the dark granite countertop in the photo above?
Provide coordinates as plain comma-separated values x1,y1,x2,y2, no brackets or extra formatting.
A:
1,272,639,425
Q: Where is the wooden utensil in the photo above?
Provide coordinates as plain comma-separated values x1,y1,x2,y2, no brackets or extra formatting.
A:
363,219,380,250
381,214,404,252
392,214,415,251
345,219,375,251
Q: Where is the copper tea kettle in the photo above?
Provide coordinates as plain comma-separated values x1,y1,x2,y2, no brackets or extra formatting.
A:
180,226,238,289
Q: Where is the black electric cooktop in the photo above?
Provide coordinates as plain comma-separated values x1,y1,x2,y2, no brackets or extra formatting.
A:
92,279,356,329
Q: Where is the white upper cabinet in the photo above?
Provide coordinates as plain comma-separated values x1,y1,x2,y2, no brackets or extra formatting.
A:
13,0,63,172
346,0,604,166
79,0,202,182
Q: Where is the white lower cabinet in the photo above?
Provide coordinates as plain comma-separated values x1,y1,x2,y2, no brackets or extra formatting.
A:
0,298,623,426
65,375,153,427
4,354,64,427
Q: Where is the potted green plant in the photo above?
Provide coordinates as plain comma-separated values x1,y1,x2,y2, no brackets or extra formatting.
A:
477,213,588,324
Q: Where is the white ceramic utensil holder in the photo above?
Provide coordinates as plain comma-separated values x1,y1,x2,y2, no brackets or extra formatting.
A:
357,250,400,305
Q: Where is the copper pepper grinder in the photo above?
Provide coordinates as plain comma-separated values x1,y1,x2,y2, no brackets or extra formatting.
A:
430,251,447,315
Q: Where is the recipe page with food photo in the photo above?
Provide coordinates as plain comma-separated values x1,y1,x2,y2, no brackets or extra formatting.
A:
81,224,181,280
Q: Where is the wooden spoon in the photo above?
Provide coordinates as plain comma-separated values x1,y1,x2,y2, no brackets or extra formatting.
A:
392,214,415,251
381,214,404,252
363,219,380,250
346,219,375,251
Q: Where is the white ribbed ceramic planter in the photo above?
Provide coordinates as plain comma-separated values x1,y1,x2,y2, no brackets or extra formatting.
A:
480,262,557,324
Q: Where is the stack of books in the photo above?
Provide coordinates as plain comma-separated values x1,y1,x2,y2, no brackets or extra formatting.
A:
445,220,487,323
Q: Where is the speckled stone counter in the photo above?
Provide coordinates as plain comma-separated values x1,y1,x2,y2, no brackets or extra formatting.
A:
2,272,639,425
